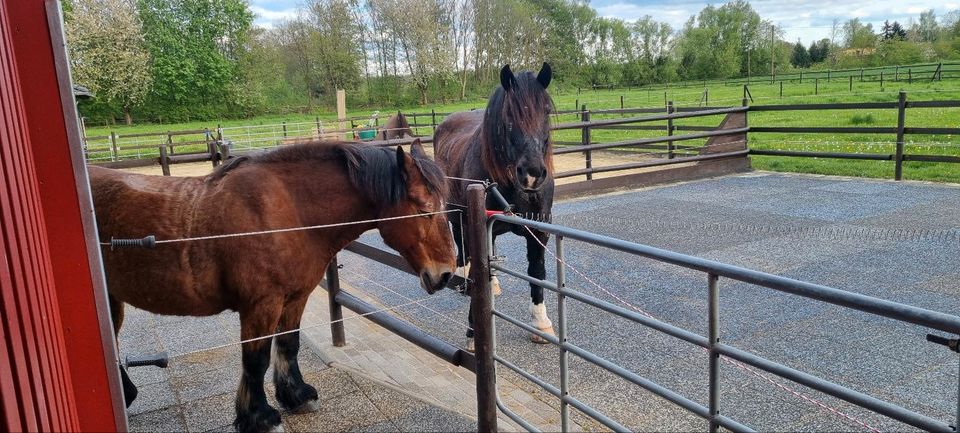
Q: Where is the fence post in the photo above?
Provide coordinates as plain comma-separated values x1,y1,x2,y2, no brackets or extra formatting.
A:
707,273,721,433
282,121,288,138
779,81,783,99
860,68,864,81
431,109,437,133
110,132,118,162
908,69,912,85
581,105,592,180
705,88,709,106
815,78,819,95
849,75,853,92
574,99,578,112
166,132,174,155
667,101,675,159
620,95,624,110
467,184,497,433
326,256,346,347
881,71,885,90
799,71,803,84
159,144,170,176
827,70,831,82
205,128,217,168
895,90,906,181
316,116,322,136
895,65,899,81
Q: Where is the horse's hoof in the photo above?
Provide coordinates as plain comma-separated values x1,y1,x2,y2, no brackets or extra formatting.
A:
465,338,475,352
291,398,320,414
491,276,502,296
529,326,555,344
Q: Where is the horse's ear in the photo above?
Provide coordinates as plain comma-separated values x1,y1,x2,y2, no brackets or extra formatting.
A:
396,146,416,182
500,64,515,91
537,62,552,89
409,139,427,159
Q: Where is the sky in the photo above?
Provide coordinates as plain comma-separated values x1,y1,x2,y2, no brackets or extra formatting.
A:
248,0,959,45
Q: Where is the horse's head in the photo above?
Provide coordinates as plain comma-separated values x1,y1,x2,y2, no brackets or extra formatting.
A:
378,141,456,294
484,63,554,193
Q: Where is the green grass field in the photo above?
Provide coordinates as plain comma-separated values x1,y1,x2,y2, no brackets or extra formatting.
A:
84,74,960,183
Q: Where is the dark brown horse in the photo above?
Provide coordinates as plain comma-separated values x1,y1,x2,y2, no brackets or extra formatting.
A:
433,63,555,346
90,140,455,432
379,112,415,140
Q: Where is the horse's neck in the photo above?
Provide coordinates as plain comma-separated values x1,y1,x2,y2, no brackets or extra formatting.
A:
272,161,378,252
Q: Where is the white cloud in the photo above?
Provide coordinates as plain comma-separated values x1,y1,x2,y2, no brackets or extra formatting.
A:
249,5,298,28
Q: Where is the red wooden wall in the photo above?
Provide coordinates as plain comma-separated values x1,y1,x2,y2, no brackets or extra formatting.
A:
0,0,125,430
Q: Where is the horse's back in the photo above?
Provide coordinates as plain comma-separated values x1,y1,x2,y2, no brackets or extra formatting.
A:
434,112,481,160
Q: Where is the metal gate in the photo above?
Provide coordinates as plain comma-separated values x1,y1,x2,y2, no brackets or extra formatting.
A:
463,185,960,433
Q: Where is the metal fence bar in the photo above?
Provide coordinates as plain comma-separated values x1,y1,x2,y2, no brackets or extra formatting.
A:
555,235,569,431
707,273,720,433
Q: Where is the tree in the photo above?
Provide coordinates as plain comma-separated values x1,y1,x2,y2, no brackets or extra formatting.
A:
881,20,907,41
65,0,152,125
808,39,830,63
137,0,254,121
843,18,876,55
790,41,810,68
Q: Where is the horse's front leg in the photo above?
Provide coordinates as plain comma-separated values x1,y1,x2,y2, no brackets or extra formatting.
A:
526,230,554,344
235,301,284,433
273,294,319,414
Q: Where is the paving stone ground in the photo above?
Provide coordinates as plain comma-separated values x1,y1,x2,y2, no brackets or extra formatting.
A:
119,306,484,432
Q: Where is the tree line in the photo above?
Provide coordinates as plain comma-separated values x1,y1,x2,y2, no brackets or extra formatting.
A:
64,0,960,125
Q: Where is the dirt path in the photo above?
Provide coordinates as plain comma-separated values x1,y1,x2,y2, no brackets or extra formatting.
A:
117,146,687,182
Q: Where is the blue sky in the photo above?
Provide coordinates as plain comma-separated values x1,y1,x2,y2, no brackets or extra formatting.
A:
249,0,958,45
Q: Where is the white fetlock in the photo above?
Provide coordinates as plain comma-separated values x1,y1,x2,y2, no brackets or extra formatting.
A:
465,337,475,353
491,276,502,296
456,263,471,279
528,303,555,344
269,424,285,433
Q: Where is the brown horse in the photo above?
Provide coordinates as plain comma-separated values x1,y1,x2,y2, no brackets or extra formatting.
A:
433,63,555,347
379,112,415,140
90,140,456,432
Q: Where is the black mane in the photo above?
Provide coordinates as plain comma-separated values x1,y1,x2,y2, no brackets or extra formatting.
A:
210,141,446,206
480,70,554,184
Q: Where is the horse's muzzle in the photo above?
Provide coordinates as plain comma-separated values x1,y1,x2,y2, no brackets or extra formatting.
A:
421,271,453,294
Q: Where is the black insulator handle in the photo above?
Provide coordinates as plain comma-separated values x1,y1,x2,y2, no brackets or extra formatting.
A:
110,235,156,250
486,183,512,213
926,334,960,352
125,351,169,368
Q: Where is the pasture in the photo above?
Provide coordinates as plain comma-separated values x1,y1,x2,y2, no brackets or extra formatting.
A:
83,74,960,183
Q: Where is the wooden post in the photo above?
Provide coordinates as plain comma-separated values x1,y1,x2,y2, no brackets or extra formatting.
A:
849,75,853,92
109,132,118,162
799,71,803,84
705,88,709,106
620,95,624,110
827,70,831,82
431,109,437,133
667,101,675,159
326,256,346,347
581,105,592,180
815,78,819,95
895,65,899,81
336,89,346,138
166,132,173,155
159,145,170,176
206,128,217,168
467,185,497,433
895,90,906,181
779,81,783,99
908,69,912,85
663,91,667,106
282,121,287,138
316,116,322,136
574,99,578,112
880,71,884,90
860,68,864,81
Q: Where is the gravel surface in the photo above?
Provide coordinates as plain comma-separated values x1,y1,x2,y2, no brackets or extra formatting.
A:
338,171,960,432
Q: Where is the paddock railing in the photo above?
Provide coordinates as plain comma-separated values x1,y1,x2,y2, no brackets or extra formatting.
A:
483,194,960,433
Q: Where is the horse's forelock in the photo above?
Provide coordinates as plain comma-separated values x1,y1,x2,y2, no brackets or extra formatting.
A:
480,71,554,183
